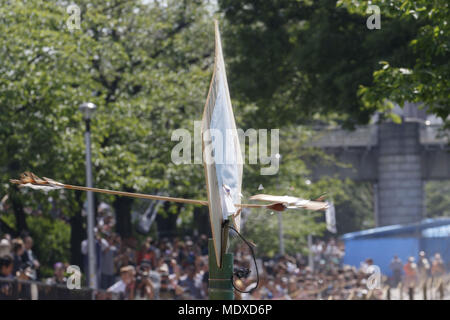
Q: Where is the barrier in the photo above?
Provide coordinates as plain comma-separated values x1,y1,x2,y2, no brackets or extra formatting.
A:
0,277,120,300
0,274,447,300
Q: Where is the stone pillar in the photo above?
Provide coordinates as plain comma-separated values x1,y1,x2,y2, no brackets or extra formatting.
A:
377,122,423,226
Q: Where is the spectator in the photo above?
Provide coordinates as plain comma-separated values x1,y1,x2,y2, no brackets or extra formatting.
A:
0,238,11,257
431,253,445,279
100,234,117,290
136,238,153,266
178,265,203,299
0,254,13,278
389,255,403,287
107,265,135,300
133,272,154,300
403,257,418,289
11,238,25,275
147,260,162,299
46,262,67,286
0,255,14,299
417,251,430,283
158,264,180,300
133,261,155,300
81,230,104,286
360,258,373,274
21,235,39,280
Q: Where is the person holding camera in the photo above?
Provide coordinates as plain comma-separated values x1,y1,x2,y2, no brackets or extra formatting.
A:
158,263,184,300
132,262,155,300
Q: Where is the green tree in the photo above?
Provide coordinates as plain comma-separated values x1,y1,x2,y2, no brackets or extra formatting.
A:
340,0,450,127
425,181,450,218
237,126,353,255
218,0,421,128
333,181,375,234
0,0,214,265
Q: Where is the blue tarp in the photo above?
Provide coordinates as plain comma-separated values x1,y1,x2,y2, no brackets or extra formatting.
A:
341,218,450,275
343,238,419,276
342,218,450,240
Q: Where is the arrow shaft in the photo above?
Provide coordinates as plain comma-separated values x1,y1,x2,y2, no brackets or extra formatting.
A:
63,184,209,206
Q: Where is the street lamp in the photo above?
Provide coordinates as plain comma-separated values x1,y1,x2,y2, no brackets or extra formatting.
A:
79,102,97,290
274,153,285,256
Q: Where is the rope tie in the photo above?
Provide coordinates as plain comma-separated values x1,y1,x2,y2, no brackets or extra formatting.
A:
222,222,259,294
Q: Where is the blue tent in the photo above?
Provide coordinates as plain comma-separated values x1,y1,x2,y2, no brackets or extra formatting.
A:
340,218,450,276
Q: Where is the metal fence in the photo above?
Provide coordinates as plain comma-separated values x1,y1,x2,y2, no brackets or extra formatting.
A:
1,275,448,300
341,275,449,300
0,277,120,300
383,275,450,300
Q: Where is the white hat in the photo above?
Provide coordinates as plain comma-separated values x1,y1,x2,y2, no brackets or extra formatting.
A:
0,239,11,257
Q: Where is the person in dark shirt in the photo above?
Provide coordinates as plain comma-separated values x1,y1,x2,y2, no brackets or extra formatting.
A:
11,238,25,275
389,255,403,287
178,266,203,299
0,255,14,299
21,236,39,280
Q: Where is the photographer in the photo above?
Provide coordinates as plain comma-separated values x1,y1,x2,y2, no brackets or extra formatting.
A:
133,262,155,300
158,264,183,300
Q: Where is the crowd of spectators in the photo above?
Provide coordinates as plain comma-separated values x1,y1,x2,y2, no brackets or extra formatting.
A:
0,234,40,281
235,239,386,300
81,229,449,300
0,206,448,300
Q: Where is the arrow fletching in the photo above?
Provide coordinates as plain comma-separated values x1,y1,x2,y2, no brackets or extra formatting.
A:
249,193,328,211
10,172,64,191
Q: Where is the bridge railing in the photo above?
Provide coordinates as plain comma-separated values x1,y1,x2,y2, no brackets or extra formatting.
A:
307,125,378,148
420,124,449,145
308,124,448,148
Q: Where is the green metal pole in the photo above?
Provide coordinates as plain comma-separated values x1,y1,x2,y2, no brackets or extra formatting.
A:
208,239,234,300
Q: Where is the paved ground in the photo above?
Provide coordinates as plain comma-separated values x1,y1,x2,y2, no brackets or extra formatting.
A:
388,285,450,300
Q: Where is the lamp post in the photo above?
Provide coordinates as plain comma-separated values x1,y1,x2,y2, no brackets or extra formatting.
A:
308,234,314,271
79,102,97,290
275,153,284,256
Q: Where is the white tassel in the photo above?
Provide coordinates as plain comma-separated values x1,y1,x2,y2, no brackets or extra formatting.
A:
21,183,63,191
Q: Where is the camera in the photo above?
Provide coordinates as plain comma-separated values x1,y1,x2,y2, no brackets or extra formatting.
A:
18,261,37,280
135,270,149,285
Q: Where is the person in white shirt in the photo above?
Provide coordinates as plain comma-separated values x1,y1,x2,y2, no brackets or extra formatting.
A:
107,265,135,299
100,235,117,290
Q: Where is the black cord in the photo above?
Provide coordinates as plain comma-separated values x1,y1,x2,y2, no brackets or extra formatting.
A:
224,223,259,294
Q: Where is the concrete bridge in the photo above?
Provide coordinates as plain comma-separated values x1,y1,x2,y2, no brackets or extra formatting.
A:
308,110,449,226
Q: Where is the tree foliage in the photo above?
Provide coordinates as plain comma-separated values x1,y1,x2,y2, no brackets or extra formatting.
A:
0,0,215,264
425,181,450,218
0,0,214,230
2,0,444,269
218,0,422,128
339,0,450,127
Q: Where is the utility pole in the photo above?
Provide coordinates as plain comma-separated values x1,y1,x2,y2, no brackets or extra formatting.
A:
275,153,284,256
308,234,314,271
79,102,97,290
